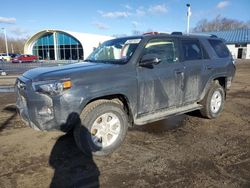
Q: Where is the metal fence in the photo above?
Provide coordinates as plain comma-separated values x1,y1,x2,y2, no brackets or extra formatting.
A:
0,60,78,75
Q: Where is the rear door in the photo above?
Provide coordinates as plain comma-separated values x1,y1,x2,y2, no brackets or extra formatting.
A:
180,39,210,104
137,37,185,115
201,38,232,88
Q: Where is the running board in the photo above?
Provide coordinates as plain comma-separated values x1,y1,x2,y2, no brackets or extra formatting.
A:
134,103,202,125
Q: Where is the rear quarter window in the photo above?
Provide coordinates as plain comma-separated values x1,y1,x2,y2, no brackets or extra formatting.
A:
208,39,230,58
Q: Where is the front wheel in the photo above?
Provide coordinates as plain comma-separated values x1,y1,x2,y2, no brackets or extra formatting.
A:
200,82,225,119
74,100,128,156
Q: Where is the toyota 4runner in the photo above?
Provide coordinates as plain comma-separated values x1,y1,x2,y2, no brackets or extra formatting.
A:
16,32,236,156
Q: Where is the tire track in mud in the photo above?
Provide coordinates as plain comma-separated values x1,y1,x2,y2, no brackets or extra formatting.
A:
99,120,202,186
0,155,48,178
101,110,250,187
0,104,27,134
0,105,17,132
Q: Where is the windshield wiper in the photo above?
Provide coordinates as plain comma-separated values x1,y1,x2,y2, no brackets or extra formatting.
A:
84,59,95,62
84,59,127,64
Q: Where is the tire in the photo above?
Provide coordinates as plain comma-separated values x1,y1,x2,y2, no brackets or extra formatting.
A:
200,82,225,119
74,100,128,156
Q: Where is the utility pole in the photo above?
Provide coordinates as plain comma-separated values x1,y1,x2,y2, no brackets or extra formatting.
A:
186,4,191,34
1,28,9,56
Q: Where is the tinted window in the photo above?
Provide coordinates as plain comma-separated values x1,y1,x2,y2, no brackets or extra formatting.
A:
143,38,178,63
209,39,230,58
182,40,202,61
200,44,210,59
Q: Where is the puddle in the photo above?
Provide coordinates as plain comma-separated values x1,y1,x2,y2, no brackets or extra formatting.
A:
0,86,15,93
132,115,187,134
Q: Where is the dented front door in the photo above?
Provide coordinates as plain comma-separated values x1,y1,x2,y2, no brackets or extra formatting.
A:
137,38,184,115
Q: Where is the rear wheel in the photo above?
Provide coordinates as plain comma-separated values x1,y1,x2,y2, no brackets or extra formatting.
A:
200,82,225,119
74,100,128,156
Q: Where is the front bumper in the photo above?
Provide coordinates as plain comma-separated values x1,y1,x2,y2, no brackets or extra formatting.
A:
16,79,57,130
16,76,80,131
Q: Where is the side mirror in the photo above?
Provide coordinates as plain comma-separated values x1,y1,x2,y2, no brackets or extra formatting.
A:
139,54,161,67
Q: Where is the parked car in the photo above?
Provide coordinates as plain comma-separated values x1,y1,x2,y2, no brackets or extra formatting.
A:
16,32,236,156
0,53,11,61
9,53,20,59
12,54,38,63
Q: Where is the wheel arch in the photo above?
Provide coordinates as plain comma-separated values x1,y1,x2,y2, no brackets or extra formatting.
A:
200,75,227,102
81,94,134,127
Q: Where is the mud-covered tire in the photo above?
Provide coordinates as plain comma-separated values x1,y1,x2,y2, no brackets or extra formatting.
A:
200,82,225,119
74,100,128,156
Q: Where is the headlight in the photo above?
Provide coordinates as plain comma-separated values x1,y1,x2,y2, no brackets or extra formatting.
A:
32,79,72,95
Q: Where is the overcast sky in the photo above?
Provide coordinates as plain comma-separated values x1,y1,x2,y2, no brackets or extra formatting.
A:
0,0,249,38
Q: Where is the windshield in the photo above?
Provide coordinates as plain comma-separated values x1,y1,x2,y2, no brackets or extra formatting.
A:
86,37,142,63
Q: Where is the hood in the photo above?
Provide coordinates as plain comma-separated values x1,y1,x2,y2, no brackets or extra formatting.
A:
23,62,114,81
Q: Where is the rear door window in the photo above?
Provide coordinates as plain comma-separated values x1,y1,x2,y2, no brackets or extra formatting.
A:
208,39,230,58
181,40,203,61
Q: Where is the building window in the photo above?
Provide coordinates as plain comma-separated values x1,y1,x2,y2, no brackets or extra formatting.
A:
235,43,247,47
32,32,84,60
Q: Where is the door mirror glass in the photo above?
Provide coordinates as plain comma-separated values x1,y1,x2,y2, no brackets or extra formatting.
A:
140,54,161,66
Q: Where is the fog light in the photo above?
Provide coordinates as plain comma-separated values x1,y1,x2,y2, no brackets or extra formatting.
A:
38,107,53,116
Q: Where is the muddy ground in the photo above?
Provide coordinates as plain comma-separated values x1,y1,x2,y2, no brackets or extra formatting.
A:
0,61,250,188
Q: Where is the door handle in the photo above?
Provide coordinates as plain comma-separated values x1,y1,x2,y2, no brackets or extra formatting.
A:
176,72,184,77
175,69,184,75
206,66,213,70
175,71,183,74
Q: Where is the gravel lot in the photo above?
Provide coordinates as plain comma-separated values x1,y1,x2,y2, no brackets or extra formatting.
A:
0,60,249,188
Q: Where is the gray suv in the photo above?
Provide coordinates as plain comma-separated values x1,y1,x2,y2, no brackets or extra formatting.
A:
16,32,236,156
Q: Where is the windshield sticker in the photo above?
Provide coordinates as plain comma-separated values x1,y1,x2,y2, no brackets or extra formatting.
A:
125,39,141,44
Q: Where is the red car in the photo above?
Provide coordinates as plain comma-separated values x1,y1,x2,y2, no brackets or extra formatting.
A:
12,54,38,63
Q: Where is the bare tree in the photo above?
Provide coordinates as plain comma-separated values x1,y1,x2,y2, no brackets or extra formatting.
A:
193,15,250,32
0,36,27,54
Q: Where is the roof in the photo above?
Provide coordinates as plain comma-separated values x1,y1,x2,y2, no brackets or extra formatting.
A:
200,29,250,44
141,31,220,40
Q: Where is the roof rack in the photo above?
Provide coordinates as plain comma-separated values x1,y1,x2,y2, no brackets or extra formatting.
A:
170,32,218,38
210,34,218,38
171,32,183,35
143,32,159,35
190,33,218,38
143,31,170,35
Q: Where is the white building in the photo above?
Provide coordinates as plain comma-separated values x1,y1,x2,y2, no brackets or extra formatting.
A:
203,29,250,59
24,29,113,61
